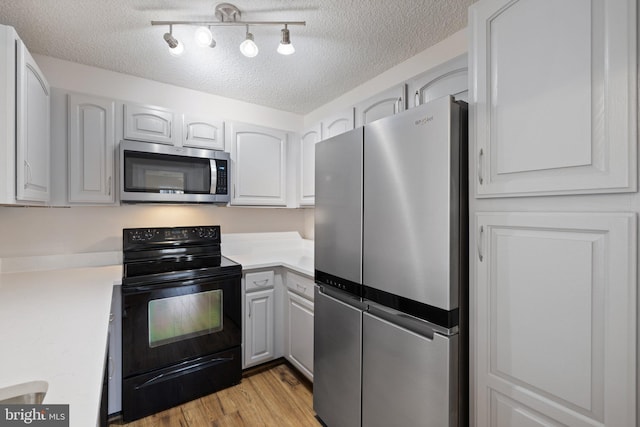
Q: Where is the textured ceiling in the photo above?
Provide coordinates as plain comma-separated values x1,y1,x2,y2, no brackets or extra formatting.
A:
0,0,475,114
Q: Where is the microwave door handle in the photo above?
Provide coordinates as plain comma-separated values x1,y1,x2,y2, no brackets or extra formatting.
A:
210,159,217,194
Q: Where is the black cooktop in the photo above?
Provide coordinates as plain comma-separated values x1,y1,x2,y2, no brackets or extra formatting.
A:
122,225,241,287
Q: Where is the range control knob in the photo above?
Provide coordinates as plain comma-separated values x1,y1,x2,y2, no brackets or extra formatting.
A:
209,227,218,239
195,227,218,239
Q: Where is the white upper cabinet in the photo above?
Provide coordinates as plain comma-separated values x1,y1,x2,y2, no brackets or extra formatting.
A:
475,212,636,427
408,54,468,107
123,103,178,145
470,0,637,197
229,122,288,206
67,93,115,203
15,38,50,203
354,84,406,127
298,124,321,206
321,108,355,140
182,113,224,150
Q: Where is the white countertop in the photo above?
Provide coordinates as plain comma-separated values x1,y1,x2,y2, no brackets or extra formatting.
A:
222,232,314,277
0,264,121,427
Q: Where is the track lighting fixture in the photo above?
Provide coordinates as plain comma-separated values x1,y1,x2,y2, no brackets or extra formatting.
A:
277,25,295,55
163,25,184,56
152,3,304,58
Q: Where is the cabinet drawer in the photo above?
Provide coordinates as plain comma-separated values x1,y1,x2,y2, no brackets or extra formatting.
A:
285,271,314,300
245,270,275,291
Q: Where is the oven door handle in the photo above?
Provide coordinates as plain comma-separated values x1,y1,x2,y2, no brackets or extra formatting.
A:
134,355,235,390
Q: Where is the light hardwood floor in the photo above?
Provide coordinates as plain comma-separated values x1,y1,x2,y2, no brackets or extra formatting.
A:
110,363,321,427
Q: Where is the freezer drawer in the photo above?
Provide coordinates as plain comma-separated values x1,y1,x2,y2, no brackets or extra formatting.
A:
313,286,363,427
362,311,459,427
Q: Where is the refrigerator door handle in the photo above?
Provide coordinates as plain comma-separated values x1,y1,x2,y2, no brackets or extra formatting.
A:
365,300,456,339
316,284,365,310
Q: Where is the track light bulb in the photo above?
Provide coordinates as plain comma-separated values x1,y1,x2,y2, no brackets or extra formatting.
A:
195,26,216,48
277,26,295,55
240,29,258,58
164,27,184,56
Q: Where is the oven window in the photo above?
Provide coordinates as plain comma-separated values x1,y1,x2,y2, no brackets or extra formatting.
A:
148,289,223,348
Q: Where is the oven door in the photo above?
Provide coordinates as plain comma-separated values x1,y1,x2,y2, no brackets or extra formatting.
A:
122,273,241,378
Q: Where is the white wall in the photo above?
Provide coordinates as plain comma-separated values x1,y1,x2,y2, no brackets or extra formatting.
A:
33,54,303,132
303,208,315,240
0,205,307,257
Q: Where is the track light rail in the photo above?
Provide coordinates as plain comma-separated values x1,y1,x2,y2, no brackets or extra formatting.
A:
151,21,306,26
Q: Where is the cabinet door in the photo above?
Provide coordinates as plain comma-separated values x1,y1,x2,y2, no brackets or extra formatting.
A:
229,122,287,206
244,288,275,367
123,104,177,145
475,212,636,427
68,93,115,203
408,54,468,107
15,39,50,203
286,291,314,380
182,114,224,150
354,84,406,127
321,108,354,139
298,124,321,206
470,0,637,197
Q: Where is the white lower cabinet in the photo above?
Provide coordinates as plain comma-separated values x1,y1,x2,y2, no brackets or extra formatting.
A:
475,212,636,427
284,270,314,380
286,289,314,381
244,287,275,368
241,267,314,380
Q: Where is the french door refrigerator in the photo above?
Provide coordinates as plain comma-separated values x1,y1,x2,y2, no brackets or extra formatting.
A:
314,95,468,427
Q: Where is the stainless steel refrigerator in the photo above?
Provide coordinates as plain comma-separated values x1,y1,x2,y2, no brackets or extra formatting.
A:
314,95,468,427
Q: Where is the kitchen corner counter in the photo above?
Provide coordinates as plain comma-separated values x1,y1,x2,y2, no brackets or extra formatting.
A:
222,232,314,277
0,264,121,427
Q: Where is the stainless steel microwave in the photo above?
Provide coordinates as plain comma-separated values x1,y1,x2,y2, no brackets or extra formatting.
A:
119,140,230,204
